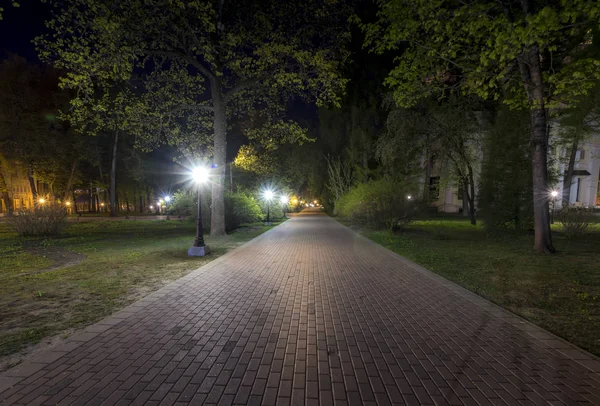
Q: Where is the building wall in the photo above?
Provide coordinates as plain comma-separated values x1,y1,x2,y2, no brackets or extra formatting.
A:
0,158,35,213
553,134,600,209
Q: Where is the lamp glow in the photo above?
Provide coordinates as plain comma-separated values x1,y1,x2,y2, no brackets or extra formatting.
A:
192,166,209,183
264,190,274,201
65,201,71,206
280,195,289,204
164,196,171,203
38,198,45,204
407,195,412,200
551,190,559,198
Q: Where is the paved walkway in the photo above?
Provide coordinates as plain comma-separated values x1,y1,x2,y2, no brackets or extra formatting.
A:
1,211,599,405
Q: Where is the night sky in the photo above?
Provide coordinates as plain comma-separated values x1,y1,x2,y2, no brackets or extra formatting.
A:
0,0,51,62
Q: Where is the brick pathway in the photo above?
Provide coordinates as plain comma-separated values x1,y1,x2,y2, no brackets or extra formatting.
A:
1,211,599,405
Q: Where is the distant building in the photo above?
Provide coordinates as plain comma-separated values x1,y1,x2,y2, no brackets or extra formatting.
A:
0,158,35,213
422,131,600,213
552,134,600,209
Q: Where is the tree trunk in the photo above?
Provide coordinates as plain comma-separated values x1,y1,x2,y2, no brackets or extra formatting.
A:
27,162,38,202
461,183,469,217
63,159,78,202
518,45,555,253
561,139,577,207
467,165,476,225
423,152,432,202
73,189,78,214
139,195,143,213
110,130,119,216
210,84,227,236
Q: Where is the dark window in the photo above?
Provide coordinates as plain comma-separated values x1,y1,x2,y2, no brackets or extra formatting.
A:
576,177,581,202
457,183,463,201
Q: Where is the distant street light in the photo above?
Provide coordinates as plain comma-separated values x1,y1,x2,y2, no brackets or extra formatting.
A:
164,196,171,203
189,166,210,257
38,198,46,204
264,189,275,225
280,195,289,218
65,201,71,206
550,190,559,224
407,195,412,200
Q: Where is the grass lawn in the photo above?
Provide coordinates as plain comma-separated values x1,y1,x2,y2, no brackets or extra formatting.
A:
0,219,281,365
358,219,600,356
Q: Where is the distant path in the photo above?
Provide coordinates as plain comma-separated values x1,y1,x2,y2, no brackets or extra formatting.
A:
1,209,599,405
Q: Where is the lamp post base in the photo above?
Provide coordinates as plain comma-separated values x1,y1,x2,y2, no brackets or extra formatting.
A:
188,245,209,257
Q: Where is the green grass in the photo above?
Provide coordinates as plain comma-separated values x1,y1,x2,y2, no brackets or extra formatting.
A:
357,219,600,356
0,219,282,359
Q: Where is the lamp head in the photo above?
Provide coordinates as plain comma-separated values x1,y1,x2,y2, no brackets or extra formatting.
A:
192,166,209,183
264,190,274,201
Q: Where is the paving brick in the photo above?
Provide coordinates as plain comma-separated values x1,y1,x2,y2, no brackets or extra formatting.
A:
1,212,600,405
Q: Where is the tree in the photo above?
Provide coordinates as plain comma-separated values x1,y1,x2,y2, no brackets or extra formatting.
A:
362,0,600,253
39,0,349,235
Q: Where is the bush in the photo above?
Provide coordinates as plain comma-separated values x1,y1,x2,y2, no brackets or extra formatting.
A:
168,190,210,230
7,203,68,236
556,207,594,238
225,192,263,231
336,177,419,231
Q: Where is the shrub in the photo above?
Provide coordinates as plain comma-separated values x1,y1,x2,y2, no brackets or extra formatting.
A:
225,192,263,231
336,177,419,231
168,190,210,230
7,203,68,236
556,207,594,238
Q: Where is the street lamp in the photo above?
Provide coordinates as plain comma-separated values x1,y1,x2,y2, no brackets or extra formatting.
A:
38,198,45,204
264,189,274,225
407,195,412,200
188,166,210,257
550,190,559,224
164,196,171,203
280,195,289,218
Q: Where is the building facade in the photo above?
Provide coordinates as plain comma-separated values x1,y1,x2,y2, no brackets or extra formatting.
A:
553,134,600,209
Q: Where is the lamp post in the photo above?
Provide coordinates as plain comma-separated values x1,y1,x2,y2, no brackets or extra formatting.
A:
188,166,210,257
280,195,289,218
550,190,559,224
264,190,274,225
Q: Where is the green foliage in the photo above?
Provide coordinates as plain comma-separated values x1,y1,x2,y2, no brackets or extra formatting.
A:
336,177,419,231
362,0,600,109
7,204,68,236
557,207,595,238
225,192,263,231
479,109,533,232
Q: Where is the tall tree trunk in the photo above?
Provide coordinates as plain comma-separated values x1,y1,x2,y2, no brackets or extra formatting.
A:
72,190,78,214
210,83,227,236
27,162,38,202
146,183,151,213
462,183,469,217
466,164,476,225
423,152,432,202
0,168,12,214
63,159,78,202
562,139,578,207
110,130,119,217
524,46,554,253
